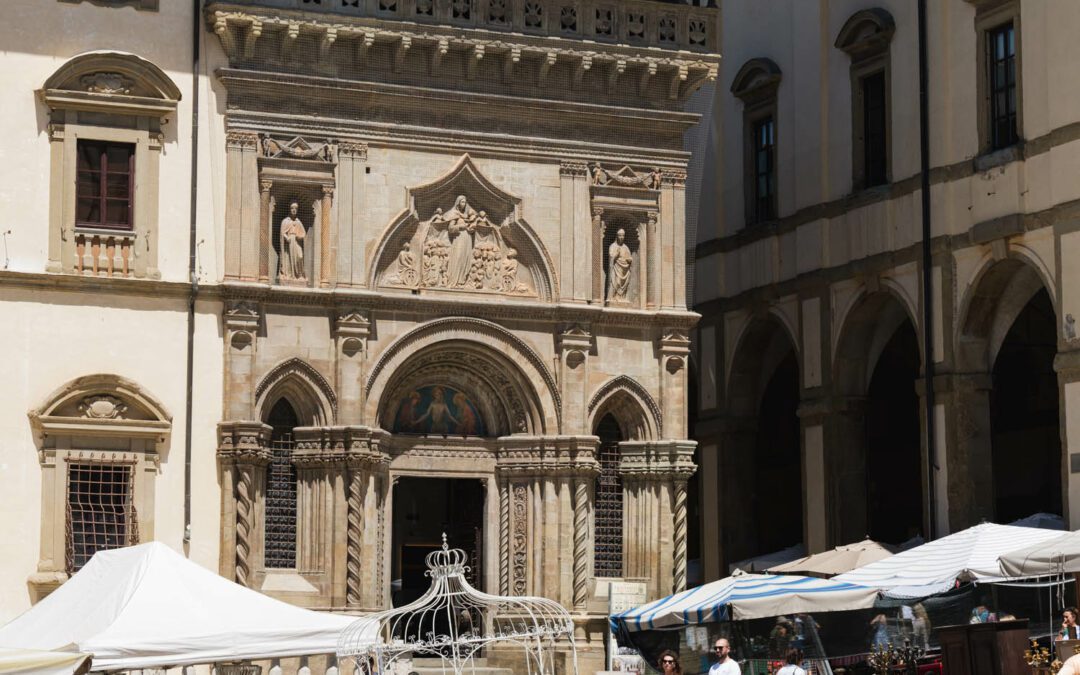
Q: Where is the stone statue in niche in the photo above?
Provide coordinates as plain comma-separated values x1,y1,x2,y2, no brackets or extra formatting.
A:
279,201,306,281
607,228,633,304
386,194,534,296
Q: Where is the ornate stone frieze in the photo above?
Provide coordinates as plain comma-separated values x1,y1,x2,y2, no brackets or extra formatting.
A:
495,435,599,476
261,135,334,162
225,130,260,150
338,141,369,160
590,163,662,190
559,160,590,177
661,168,688,187
511,483,528,595
617,440,696,480
216,420,273,464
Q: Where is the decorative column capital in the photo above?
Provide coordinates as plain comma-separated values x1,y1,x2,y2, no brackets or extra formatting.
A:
338,141,369,160
592,205,605,219
225,130,260,150
661,168,687,187
217,420,273,465
260,178,273,193
560,160,589,177
321,184,335,198
618,440,697,481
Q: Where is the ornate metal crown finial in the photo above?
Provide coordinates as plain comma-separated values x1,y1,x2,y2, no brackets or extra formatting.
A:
425,532,470,577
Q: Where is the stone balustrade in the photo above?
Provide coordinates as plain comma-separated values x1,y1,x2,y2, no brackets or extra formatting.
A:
73,228,136,278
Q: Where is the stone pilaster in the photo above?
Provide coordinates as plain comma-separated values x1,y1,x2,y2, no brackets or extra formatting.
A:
258,179,273,282
336,142,369,286
559,160,591,302
658,330,691,439
822,396,869,547
224,130,261,281
217,421,272,586
618,440,696,598
659,169,687,309
223,301,261,421
592,206,605,303
929,373,995,532
319,185,335,288
334,308,371,425
557,324,592,435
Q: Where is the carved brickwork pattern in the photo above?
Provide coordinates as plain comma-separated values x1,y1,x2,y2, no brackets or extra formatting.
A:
512,483,528,595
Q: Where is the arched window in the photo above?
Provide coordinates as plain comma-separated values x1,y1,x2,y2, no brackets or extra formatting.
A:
594,414,623,577
265,399,299,569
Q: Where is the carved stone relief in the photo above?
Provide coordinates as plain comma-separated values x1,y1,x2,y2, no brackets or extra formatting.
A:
590,163,662,189
278,201,307,282
512,483,528,594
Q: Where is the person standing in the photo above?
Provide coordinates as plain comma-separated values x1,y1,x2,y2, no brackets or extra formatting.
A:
775,648,807,675
709,638,741,675
1060,607,1080,640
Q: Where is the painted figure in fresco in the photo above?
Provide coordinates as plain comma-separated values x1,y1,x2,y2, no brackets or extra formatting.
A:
396,390,422,433
279,201,306,280
607,227,633,303
444,195,478,287
453,392,478,436
412,386,459,435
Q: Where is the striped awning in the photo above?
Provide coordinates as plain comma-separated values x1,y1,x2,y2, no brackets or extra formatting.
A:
611,570,878,632
834,522,1064,598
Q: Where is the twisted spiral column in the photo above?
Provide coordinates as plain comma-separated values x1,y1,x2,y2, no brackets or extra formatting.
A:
499,479,510,596
573,477,589,609
235,465,254,587
673,479,688,593
346,468,364,607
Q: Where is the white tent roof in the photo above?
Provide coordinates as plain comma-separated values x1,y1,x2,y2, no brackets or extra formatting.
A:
834,522,1064,598
0,649,91,675
768,538,895,578
998,529,1080,577
0,543,365,671
728,543,806,574
612,569,878,632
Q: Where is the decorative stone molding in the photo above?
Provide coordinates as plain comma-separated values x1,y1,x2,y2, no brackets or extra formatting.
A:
30,373,172,443
495,435,600,477
216,420,273,464
511,482,528,595
587,375,662,440
660,168,688,187
559,160,590,177
658,330,691,374
589,163,662,190
730,57,782,104
617,439,697,480
59,0,158,9
253,357,337,426
835,8,896,61
223,300,261,351
225,130,261,150
338,141,369,160
40,51,180,119
557,324,592,370
261,135,334,162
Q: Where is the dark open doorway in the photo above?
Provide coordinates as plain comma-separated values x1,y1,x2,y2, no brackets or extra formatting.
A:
991,288,1061,522
865,321,924,544
392,477,485,606
753,351,802,554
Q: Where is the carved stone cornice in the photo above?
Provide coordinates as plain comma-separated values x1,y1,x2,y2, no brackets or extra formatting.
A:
291,425,392,469
206,5,718,105
495,435,600,477
338,141,369,160
661,168,687,187
560,161,590,178
617,440,696,480
217,420,273,465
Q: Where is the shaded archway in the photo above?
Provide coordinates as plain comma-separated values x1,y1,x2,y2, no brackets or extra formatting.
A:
722,316,802,565
833,291,923,546
991,288,1060,521
957,259,1061,524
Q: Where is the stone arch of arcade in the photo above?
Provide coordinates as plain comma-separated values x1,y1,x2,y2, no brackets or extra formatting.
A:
955,257,1061,526
721,315,803,567
830,290,924,547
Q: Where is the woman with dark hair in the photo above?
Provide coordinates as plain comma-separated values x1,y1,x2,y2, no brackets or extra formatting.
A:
775,648,806,675
657,650,682,674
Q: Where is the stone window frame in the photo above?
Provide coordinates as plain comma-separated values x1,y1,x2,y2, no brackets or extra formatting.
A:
835,8,895,193
58,0,159,9
40,52,181,280
967,0,1024,165
731,58,782,227
27,374,171,601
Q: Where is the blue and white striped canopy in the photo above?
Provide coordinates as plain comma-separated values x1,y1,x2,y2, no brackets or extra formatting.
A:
611,570,878,633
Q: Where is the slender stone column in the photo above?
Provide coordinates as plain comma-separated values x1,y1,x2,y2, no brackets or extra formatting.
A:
646,211,659,309
592,206,604,303
320,185,335,288
346,463,366,608
673,478,688,593
217,422,272,586
572,476,590,609
258,179,273,282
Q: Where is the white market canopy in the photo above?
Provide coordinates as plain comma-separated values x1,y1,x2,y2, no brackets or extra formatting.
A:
999,529,1080,577
834,522,1065,598
768,538,895,578
728,543,806,574
0,648,91,675
0,543,361,671
611,570,878,633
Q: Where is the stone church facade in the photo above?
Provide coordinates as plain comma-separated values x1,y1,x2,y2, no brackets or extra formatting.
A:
0,3,716,671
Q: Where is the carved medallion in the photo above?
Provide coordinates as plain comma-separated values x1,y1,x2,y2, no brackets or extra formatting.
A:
79,395,128,420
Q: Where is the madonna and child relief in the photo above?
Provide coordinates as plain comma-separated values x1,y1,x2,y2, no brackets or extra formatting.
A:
383,195,533,296
392,385,487,437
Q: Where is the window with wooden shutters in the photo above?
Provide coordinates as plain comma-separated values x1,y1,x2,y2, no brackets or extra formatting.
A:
65,463,137,573
76,141,135,231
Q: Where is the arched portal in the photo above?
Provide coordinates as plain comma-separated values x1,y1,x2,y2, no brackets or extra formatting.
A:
833,291,924,546
723,317,802,564
957,259,1061,524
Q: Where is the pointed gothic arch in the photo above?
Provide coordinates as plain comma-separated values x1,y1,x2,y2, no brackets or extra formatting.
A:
587,375,661,441
254,358,336,427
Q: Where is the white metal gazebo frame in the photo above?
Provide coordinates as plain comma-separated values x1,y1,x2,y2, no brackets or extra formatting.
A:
337,535,579,675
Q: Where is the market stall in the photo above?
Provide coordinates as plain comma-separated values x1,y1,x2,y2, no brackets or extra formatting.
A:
0,542,369,670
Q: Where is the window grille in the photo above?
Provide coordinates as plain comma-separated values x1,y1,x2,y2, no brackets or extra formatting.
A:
66,463,137,573
76,141,134,231
987,22,1018,150
265,430,298,569
862,71,888,187
594,417,623,577
752,116,776,223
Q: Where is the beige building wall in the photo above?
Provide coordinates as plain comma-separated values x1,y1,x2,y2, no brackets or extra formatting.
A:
695,0,1080,580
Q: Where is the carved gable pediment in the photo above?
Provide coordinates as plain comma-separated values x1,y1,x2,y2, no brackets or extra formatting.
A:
371,155,557,301
40,51,181,119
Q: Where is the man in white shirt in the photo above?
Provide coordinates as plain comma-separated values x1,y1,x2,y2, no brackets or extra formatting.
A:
709,637,741,675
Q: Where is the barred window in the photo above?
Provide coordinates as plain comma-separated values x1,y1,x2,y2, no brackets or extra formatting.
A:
594,415,623,577
265,399,299,569
66,463,136,573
